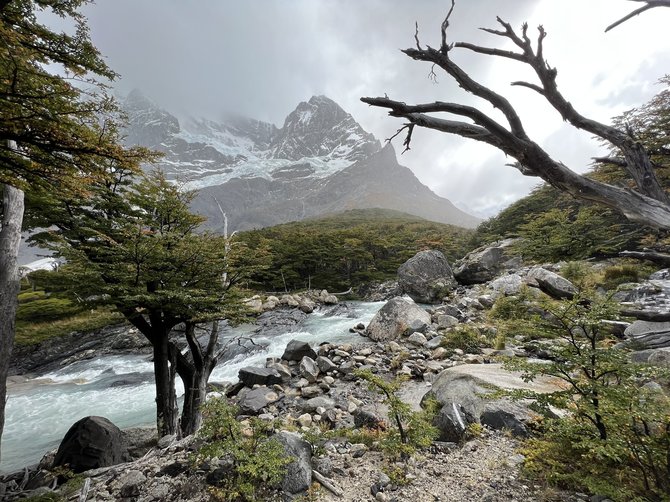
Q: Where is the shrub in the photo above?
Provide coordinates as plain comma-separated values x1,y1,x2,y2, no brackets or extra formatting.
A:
505,294,670,500
197,398,290,502
16,297,83,322
440,325,489,354
17,290,47,303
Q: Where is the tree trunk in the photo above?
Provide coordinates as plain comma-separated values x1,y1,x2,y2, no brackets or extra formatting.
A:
180,367,212,437
0,183,24,464
153,335,178,437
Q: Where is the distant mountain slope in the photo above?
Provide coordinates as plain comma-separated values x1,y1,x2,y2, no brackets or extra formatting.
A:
123,91,480,230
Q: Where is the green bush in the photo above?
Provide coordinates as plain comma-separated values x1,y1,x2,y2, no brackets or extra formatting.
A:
505,294,670,500
197,399,290,501
17,290,47,303
440,325,489,354
16,297,83,322
602,264,642,290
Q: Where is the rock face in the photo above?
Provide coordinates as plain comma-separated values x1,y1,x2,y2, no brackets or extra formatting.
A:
365,297,431,341
526,267,577,300
123,91,480,231
453,239,521,285
53,416,129,473
622,321,670,349
397,250,457,304
274,432,312,494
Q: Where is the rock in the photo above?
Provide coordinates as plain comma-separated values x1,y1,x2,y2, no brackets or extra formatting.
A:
437,314,459,329
431,347,449,360
489,274,524,296
157,434,177,449
354,409,386,429
266,361,293,381
407,332,428,346
299,298,315,314
238,387,280,415
453,238,521,285
366,297,431,342
274,431,312,494
301,386,322,398
397,250,457,303
297,413,313,427
302,396,335,412
319,289,339,304
119,469,146,498
238,366,283,387
648,348,670,367
422,373,487,442
650,269,670,280
53,416,129,473
316,356,337,373
299,356,320,383
282,340,318,361
244,296,263,313
526,267,578,300
480,400,536,437
622,320,670,349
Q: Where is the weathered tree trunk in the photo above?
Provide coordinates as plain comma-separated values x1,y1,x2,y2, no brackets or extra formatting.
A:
0,182,25,463
152,334,179,437
180,366,212,437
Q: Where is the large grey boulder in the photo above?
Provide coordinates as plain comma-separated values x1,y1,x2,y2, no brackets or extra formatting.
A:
365,297,431,342
397,250,457,303
622,321,670,349
238,367,283,387
526,267,578,300
53,416,129,473
281,340,317,361
274,431,312,494
454,238,521,285
238,387,280,415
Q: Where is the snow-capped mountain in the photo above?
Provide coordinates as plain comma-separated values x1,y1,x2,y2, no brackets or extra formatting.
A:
122,91,480,230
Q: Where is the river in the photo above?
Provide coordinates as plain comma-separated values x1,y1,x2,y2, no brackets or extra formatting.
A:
1,301,384,473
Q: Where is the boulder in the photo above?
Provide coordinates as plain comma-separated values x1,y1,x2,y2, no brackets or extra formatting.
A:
397,250,457,303
480,400,537,437
366,297,431,342
454,238,521,285
238,367,283,387
53,416,129,473
422,373,485,442
526,267,577,300
489,274,524,296
301,396,335,412
282,340,317,361
299,356,320,383
622,321,670,349
316,356,337,373
274,432,312,494
407,332,428,347
647,348,670,367
238,387,280,415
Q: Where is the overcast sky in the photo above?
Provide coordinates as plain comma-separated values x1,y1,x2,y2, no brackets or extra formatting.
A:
79,0,670,218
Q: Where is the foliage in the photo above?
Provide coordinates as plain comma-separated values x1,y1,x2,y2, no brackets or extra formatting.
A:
354,369,438,460
197,398,290,502
15,297,83,322
14,307,124,346
236,208,473,292
504,294,670,500
440,325,489,354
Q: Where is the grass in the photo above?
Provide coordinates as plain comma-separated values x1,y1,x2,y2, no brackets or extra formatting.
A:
15,307,125,346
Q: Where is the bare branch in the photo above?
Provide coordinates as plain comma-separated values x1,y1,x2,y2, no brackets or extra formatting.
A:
414,21,422,50
440,0,456,51
606,0,670,32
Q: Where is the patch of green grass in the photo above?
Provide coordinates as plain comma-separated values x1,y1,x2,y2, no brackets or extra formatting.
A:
15,308,125,346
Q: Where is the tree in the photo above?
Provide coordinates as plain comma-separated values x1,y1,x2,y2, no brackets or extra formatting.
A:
33,169,254,437
361,1,670,229
0,0,150,460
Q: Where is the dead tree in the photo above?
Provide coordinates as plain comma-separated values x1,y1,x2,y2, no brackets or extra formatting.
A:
606,0,670,32
361,1,670,229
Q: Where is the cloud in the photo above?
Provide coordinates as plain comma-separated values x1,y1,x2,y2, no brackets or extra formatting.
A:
78,0,670,217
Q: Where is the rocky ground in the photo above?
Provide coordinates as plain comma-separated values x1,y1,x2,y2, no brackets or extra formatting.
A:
6,239,670,501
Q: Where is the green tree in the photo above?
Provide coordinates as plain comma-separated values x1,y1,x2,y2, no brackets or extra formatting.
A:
35,170,250,437
0,0,150,459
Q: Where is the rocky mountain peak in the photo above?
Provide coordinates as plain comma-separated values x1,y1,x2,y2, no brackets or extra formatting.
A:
123,89,180,148
270,95,380,163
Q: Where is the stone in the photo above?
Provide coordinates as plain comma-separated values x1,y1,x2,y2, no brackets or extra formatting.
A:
119,470,146,498
53,416,129,473
301,386,322,398
366,297,431,342
316,356,337,373
266,361,292,381
622,321,670,349
238,366,283,387
526,267,578,300
299,356,320,383
397,250,457,303
431,347,449,360
489,274,524,296
437,314,459,329
299,298,316,314
480,400,536,437
354,409,386,429
274,431,312,494
407,332,428,346
388,341,403,352
648,348,670,367
302,396,335,412
282,340,318,361
238,387,279,415
297,413,313,427
454,238,521,284
425,336,444,350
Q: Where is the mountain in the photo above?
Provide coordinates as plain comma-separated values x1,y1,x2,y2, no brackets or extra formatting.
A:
122,91,480,231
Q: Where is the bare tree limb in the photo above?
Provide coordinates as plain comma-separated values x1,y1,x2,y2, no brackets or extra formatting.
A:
605,0,670,32
362,2,670,228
